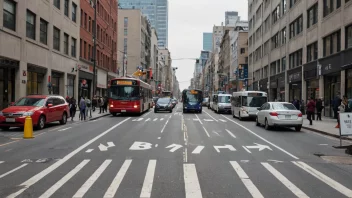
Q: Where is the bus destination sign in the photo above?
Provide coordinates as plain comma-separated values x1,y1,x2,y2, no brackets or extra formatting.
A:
190,90,198,94
111,80,137,86
248,92,264,97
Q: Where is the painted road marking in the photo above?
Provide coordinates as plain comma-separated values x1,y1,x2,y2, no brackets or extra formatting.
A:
204,110,218,122
39,160,90,198
73,160,112,198
219,119,227,122
153,118,158,121
242,146,252,153
85,149,94,153
140,160,157,198
103,159,132,198
166,144,183,152
230,161,264,198
58,127,72,131
261,162,309,198
245,143,272,151
184,164,203,198
145,118,151,122
98,142,115,151
157,137,161,139
0,161,4,164
129,141,153,150
0,164,27,179
221,115,299,160
267,159,283,163
202,126,210,137
6,117,130,198
203,119,214,121
160,118,164,121
192,146,204,154
194,114,204,125
160,115,171,133
214,145,236,153
292,161,352,197
225,129,236,138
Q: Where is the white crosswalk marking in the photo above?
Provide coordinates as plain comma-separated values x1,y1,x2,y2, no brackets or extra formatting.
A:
39,160,90,198
230,161,264,198
0,161,4,164
184,164,203,198
160,118,164,121
261,162,309,198
140,160,157,198
293,161,352,197
0,163,27,179
73,160,112,198
103,159,132,198
153,118,158,121
219,119,227,122
145,118,151,122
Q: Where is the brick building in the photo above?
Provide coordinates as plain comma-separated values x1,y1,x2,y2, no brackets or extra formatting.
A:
79,0,118,98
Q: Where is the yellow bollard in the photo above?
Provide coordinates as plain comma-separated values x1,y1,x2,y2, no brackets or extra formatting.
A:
23,116,34,139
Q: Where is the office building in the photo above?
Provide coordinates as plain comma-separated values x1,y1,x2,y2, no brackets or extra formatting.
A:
225,11,239,26
203,32,213,51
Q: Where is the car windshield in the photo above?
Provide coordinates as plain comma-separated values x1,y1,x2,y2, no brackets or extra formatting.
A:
272,103,297,110
218,96,230,103
158,98,170,104
14,97,45,107
109,86,140,100
203,98,209,102
245,96,267,107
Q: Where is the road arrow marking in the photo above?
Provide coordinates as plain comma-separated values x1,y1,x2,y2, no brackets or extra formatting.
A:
107,142,115,147
214,145,236,153
204,119,213,121
192,146,204,154
267,159,283,163
165,144,183,152
246,143,272,151
98,142,115,151
85,149,94,153
219,119,227,122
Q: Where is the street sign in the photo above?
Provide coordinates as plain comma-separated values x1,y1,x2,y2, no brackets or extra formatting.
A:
339,112,352,136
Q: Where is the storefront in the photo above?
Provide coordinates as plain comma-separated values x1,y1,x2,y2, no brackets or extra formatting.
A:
304,60,319,101
0,58,18,109
287,67,302,102
347,69,352,99
27,64,46,95
259,78,268,93
252,81,258,91
78,63,93,99
96,68,107,96
51,71,63,95
270,73,285,101
67,74,75,98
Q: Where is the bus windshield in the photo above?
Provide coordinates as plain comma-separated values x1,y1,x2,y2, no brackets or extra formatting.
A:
109,86,140,100
183,91,202,103
242,96,267,107
218,96,231,103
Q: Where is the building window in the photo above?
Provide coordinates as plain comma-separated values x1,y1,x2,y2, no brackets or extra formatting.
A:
88,44,91,60
289,49,303,69
289,15,303,39
124,28,128,36
270,62,276,76
40,19,48,45
26,71,44,95
53,27,60,51
54,0,60,9
64,0,69,17
240,48,245,54
323,30,341,57
263,40,269,55
282,0,287,14
290,0,299,8
71,37,76,57
124,17,128,27
67,76,75,98
88,17,91,32
64,33,69,55
346,25,352,49
271,32,280,50
81,9,83,26
84,41,87,59
124,38,127,52
281,28,286,44
26,10,36,40
307,3,318,28
323,0,336,17
272,4,280,24
307,42,318,62
72,2,77,22
282,56,286,71
3,0,16,31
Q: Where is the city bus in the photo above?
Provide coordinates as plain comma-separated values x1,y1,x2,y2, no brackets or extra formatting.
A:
182,89,203,113
161,91,172,98
231,91,267,120
108,77,152,116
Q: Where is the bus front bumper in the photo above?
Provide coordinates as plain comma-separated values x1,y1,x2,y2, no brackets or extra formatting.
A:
109,108,140,113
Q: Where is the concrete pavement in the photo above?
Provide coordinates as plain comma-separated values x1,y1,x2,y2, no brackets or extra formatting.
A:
0,104,352,197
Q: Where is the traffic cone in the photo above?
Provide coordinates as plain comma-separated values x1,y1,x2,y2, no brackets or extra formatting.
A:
23,116,34,139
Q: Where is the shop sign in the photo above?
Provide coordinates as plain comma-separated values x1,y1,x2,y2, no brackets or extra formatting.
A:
288,72,301,83
77,64,94,73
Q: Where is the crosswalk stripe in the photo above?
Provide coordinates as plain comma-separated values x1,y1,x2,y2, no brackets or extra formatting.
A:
230,161,264,198
160,118,164,121
145,118,151,122
73,160,112,198
292,161,352,197
261,162,309,198
219,119,227,122
140,160,157,198
0,163,27,179
153,118,158,121
183,164,203,198
39,160,90,198
103,159,132,198
0,161,4,164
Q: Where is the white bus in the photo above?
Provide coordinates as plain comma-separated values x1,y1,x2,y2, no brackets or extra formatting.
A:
231,91,267,120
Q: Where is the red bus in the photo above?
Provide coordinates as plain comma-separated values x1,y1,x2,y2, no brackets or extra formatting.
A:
108,77,153,116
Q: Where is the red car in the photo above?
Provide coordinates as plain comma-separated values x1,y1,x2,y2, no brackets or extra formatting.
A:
0,95,70,130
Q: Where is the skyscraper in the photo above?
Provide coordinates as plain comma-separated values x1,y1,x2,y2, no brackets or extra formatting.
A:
119,0,168,48
225,11,239,26
203,33,213,51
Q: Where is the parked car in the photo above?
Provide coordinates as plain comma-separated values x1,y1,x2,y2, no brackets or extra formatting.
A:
152,97,159,107
256,102,303,131
154,98,173,113
0,95,70,130
202,97,209,107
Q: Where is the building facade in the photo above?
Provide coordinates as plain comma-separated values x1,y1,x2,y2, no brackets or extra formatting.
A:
0,0,80,109
203,32,213,51
79,0,118,98
150,28,159,92
118,0,168,48
225,11,239,26
118,9,151,79
248,0,352,117
158,48,172,90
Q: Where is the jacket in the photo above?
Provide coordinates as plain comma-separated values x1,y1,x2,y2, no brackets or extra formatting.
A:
306,100,316,113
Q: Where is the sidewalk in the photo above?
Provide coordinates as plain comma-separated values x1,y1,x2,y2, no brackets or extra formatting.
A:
302,115,352,140
70,108,110,122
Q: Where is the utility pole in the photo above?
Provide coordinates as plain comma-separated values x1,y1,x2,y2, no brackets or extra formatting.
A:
92,0,97,98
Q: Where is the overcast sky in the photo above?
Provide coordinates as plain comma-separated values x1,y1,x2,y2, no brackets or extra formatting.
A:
168,0,248,91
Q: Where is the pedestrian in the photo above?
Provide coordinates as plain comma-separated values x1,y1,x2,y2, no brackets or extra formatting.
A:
333,95,342,119
316,98,323,121
85,97,92,118
103,96,108,113
306,97,316,125
99,97,104,114
79,96,86,121
69,97,77,121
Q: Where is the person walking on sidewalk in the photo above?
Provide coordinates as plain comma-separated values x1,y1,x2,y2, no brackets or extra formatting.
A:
306,97,316,125
103,96,108,113
85,97,92,118
79,96,86,121
69,98,77,121
316,98,323,121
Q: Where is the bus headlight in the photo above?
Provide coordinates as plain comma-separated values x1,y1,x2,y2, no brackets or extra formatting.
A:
110,104,114,108
134,105,138,108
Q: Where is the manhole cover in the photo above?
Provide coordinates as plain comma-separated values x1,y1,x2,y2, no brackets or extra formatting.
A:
320,156,352,165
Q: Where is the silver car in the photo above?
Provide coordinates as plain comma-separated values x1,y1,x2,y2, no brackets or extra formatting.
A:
256,102,303,131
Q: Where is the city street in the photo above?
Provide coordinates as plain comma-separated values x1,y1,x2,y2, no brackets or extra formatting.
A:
0,104,352,198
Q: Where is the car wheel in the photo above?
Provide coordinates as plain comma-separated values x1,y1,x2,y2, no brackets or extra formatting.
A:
239,112,242,121
0,126,10,131
256,117,260,126
37,115,46,130
264,119,270,130
59,112,67,125
295,125,302,132
112,112,117,116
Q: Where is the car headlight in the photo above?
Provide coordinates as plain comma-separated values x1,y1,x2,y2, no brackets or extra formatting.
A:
0,111,3,116
23,112,34,116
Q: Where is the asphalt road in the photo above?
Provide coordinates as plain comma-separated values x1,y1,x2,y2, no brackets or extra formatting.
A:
1,103,352,198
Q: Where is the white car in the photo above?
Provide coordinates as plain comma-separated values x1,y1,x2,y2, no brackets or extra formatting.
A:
256,102,303,131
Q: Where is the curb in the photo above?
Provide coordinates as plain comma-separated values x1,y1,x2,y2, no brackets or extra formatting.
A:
302,126,352,141
88,113,110,121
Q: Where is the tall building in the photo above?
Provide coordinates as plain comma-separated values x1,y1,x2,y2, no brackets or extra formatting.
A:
79,0,118,98
0,0,80,109
225,11,239,26
203,32,213,51
248,0,352,118
118,0,168,48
